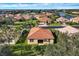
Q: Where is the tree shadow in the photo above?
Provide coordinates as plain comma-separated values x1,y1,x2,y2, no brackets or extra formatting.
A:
53,32,58,44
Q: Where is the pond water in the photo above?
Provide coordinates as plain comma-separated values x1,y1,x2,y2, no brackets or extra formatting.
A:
58,12,74,19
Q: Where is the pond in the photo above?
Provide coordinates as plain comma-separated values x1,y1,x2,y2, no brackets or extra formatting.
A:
58,12,74,19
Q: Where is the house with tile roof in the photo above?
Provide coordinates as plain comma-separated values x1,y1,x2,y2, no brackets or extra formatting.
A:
55,26,79,35
56,17,69,23
70,16,79,23
27,27,54,45
38,17,50,22
14,14,23,21
36,16,51,26
22,14,31,20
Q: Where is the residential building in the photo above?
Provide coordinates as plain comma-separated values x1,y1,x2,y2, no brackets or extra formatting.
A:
27,27,54,45
22,14,31,20
56,17,69,23
70,16,79,23
56,26,79,35
14,14,23,21
37,16,51,25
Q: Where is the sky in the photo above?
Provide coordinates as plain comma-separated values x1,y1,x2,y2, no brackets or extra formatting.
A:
0,3,79,9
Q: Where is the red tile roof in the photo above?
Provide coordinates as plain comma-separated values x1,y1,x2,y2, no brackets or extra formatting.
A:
14,14,22,20
27,27,54,40
71,16,79,22
38,17,50,22
56,17,69,22
22,14,31,20
56,26,79,34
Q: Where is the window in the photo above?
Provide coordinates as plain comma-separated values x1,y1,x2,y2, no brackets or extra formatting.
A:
44,39,50,42
44,39,47,42
48,39,50,42
30,39,34,42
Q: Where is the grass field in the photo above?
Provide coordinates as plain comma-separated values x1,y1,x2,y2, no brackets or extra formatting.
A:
50,22,62,26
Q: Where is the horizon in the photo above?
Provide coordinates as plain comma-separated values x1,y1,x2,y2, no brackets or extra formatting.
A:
0,3,79,9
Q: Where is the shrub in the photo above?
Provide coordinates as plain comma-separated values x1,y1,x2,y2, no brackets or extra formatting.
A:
44,31,79,56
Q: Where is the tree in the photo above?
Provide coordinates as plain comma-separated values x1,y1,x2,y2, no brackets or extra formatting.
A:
0,26,19,45
44,30,79,56
49,14,59,22
3,17,14,25
16,29,29,44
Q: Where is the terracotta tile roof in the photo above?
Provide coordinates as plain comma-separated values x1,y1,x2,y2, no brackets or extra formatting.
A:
56,17,69,22
71,16,79,22
22,14,31,20
14,14,22,20
56,26,79,34
38,17,50,22
27,27,54,39
8,14,14,17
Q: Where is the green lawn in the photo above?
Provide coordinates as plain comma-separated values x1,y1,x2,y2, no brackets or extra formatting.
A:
14,20,37,25
14,21,27,25
50,22,62,26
